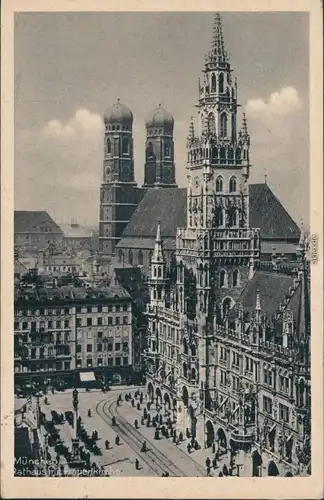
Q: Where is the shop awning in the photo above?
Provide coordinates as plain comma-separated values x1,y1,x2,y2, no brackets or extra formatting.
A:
79,372,96,382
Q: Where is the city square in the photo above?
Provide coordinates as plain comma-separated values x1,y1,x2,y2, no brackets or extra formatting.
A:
11,10,311,482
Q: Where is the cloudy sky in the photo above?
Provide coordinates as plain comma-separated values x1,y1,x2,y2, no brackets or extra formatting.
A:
15,11,309,228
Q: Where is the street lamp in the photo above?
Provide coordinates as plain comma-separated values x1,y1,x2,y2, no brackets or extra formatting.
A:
69,387,84,467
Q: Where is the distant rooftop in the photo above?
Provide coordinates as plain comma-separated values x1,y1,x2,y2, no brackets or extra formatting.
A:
60,223,94,239
14,211,62,234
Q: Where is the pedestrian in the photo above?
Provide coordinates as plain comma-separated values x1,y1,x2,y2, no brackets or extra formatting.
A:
165,428,169,438
56,453,60,464
137,402,141,411
218,471,223,477
131,399,135,407
205,457,211,469
147,402,151,410
146,418,150,427
112,416,116,426
194,440,199,451
115,435,120,446
154,429,160,440
52,387,55,395
187,443,191,454
88,409,91,418
105,439,110,450
134,418,138,429
141,440,147,452
207,466,211,477
186,428,190,439
212,442,216,454
135,459,140,470
212,457,217,469
222,464,228,476
60,464,64,476
179,431,183,442
159,414,163,425
141,417,144,426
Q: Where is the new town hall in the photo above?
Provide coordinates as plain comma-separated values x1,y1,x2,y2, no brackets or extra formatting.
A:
98,14,310,476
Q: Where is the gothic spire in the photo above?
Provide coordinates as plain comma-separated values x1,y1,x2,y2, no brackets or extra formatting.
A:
255,290,261,312
152,219,164,263
211,13,226,62
241,112,248,135
187,116,195,143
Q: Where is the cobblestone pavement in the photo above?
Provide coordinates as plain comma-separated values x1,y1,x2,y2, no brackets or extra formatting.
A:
26,388,246,477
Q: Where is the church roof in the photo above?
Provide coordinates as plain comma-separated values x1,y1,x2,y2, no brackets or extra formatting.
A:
249,183,300,240
119,184,300,242
239,270,294,319
121,188,187,238
14,211,63,234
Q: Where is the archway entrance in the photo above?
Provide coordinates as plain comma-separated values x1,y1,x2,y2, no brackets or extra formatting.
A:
156,387,162,406
268,460,280,476
182,386,189,407
252,450,262,477
216,427,227,454
206,420,215,448
164,393,171,412
147,382,154,403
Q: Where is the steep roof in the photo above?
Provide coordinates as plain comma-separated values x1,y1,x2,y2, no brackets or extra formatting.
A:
120,184,300,242
249,183,300,241
122,188,187,238
14,211,63,234
238,270,294,318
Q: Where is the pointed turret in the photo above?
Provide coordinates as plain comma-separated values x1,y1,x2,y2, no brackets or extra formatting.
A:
152,219,164,264
187,116,195,146
241,113,248,136
255,289,261,312
209,13,228,64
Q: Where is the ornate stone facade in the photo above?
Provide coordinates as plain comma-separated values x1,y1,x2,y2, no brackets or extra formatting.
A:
144,13,310,477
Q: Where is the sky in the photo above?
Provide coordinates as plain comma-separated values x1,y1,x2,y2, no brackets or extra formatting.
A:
14,11,309,228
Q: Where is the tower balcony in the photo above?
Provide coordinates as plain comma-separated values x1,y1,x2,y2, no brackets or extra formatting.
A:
230,428,255,446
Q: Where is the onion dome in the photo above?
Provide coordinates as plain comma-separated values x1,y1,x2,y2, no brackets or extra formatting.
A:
145,104,174,133
104,99,133,128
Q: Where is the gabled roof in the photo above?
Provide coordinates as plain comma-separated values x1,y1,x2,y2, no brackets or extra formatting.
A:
238,270,294,319
120,184,300,242
249,184,300,241
14,211,63,234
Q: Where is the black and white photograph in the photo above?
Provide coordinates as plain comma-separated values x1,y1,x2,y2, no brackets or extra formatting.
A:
1,1,323,498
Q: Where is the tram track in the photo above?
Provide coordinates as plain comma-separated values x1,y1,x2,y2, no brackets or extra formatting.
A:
95,397,186,477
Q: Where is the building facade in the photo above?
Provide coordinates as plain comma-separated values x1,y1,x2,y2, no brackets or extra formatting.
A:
144,14,310,477
14,211,63,253
14,275,134,388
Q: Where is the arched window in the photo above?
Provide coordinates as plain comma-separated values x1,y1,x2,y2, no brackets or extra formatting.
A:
138,250,143,266
216,208,224,227
164,141,171,157
106,138,111,154
220,113,227,137
219,73,224,93
191,367,196,381
212,147,218,161
146,141,154,159
208,113,216,135
122,137,129,155
222,297,231,317
191,344,196,356
211,73,216,92
220,270,228,288
231,114,236,138
229,176,237,193
233,269,240,287
183,362,188,378
128,249,133,265
158,267,162,278
118,250,123,264
216,176,223,192
183,337,188,355
236,147,241,161
228,207,238,227
220,146,226,162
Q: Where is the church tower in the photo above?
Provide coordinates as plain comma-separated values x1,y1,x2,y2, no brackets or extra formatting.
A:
99,100,140,256
184,13,260,312
143,105,177,187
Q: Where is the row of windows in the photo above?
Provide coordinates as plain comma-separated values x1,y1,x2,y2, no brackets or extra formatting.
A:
219,269,240,288
16,307,71,316
76,316,129,327
106,137,130,155
15,304,127,316
76,357,129,367
14,361,71,373
77,342,129,353
263,397,290,423
16,320,71,330
46,266,73,272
